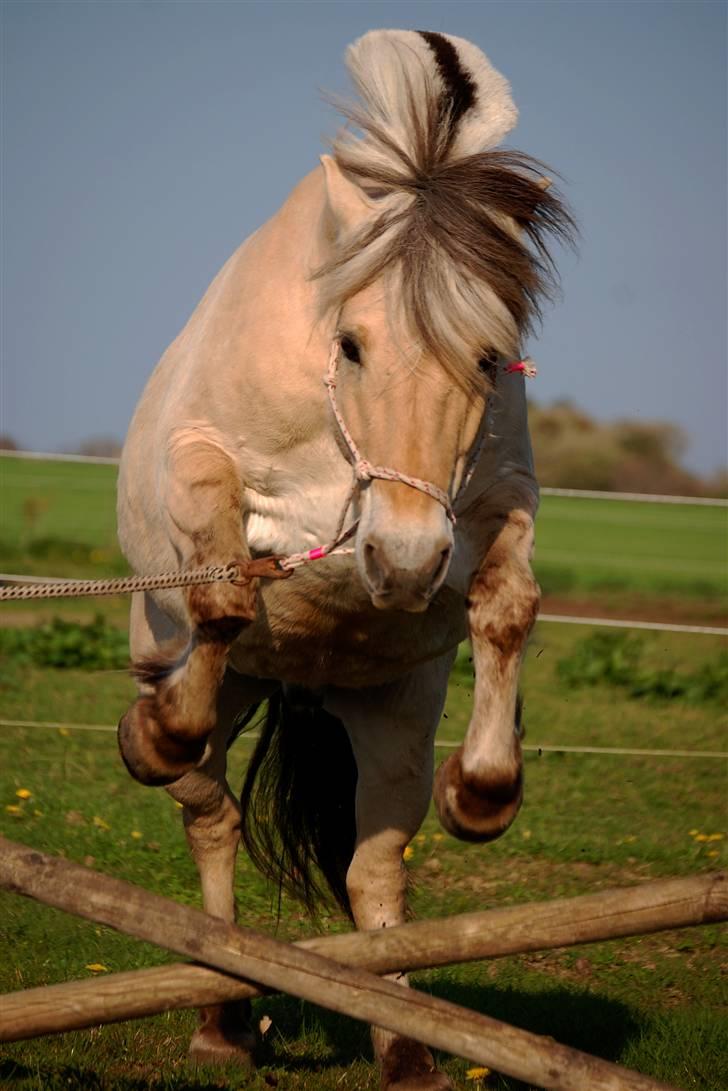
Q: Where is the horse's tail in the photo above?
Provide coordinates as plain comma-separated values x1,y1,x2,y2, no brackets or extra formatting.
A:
332,30,518,179
239,689,357,917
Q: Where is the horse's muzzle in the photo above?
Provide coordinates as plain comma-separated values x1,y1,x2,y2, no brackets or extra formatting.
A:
361,535,452,612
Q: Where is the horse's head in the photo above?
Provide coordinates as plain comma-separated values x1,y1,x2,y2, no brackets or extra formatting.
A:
314,32,574,612
325,284,486,613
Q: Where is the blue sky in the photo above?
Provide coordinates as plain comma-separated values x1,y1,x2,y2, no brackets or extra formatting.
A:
2,0,726,472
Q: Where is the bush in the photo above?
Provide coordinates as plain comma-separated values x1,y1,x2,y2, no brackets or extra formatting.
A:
0,615,129,670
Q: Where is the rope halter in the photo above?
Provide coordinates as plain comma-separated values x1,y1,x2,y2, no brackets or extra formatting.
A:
324,340,456,523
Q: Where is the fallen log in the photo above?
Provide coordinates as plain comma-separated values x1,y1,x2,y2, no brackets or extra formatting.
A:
1,870,724,1043
1,837,706,1090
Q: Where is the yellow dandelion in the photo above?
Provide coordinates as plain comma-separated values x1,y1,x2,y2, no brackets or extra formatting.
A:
694,834,709,842
402,845,414,861
85,963,108,973
706,833,725,842
92,816,110,830
689,829,699,837
521,829,532,840
432,833,445,842
707,850,720,858
466,1067,490,1081
58,727,70,737
15,788,32,800
130,830,142,840
5,804,22,816
416,834,427,843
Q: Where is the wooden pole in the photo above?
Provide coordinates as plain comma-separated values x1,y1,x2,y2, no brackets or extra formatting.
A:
1,871,724,1042
0,838,695,1091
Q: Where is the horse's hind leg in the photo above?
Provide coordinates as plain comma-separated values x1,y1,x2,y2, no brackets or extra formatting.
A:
166,667,276,1067
434,500,539,841
118,434,285,786
326,657,455,1091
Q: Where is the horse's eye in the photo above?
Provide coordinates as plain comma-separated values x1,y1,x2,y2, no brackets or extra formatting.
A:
478,350,498,377
340,336,362,365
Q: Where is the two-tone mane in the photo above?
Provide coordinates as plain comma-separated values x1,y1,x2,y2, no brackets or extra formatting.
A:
316,29,575,385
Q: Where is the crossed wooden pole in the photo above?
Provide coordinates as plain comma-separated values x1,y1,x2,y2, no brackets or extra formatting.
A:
1,837,725,1091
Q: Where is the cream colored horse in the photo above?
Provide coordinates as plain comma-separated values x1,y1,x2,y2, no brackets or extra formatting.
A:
117,29,572,1090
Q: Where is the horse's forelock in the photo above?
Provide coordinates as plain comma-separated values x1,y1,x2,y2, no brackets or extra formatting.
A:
315,32,575,387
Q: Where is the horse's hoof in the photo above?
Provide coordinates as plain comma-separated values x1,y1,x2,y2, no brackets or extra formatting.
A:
188,1002,256,1069
381,1039,452,1091
433,747,522,843
118,698,208,787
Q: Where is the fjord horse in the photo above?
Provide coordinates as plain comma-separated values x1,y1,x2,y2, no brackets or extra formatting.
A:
117,29,572,1090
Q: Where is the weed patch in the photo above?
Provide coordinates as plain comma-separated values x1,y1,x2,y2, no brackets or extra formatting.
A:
556,631,728,705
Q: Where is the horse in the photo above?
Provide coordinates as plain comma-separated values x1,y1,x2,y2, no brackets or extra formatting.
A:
116,28,573,1090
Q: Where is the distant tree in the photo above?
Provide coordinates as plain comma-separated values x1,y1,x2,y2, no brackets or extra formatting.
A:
528,402,705,495
702,468,728,499
0,434,19,450
75,437,122,458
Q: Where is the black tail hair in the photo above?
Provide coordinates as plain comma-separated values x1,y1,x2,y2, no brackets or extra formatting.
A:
239,689,358,917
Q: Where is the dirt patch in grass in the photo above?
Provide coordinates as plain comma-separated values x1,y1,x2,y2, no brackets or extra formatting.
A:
541,592,727,626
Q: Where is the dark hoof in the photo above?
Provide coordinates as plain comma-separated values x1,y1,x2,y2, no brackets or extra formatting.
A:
433,747,522,843
381,1038,452,1090
118,698,208,787
189,1002,256,1069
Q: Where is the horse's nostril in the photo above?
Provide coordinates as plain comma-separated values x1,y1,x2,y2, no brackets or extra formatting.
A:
429,546,452,594
363,541,391,593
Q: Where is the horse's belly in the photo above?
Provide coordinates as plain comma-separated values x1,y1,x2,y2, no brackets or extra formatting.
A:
227,560,467,688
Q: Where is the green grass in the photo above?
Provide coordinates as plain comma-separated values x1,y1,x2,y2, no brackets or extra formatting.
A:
535,496,728,599
0,622,725,1090
1,454,726,1087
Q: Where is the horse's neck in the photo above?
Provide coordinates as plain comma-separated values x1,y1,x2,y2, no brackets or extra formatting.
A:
204,169,354,551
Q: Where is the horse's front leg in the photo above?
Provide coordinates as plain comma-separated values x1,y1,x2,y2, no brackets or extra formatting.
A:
119,433,287,786
326,656,455,1091
434,500,539,840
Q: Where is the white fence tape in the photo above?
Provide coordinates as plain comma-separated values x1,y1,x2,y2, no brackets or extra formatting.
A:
537,614,728,637
2,450,726,506
0,719,725,759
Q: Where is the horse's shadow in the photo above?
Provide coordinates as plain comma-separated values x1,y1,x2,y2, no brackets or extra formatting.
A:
252,974,641,1081
0,977,640,1089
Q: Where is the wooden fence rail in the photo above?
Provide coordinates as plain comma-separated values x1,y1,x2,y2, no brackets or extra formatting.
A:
3,838,725,1090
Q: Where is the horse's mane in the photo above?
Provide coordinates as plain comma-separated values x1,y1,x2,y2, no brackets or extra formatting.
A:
315,30,575,387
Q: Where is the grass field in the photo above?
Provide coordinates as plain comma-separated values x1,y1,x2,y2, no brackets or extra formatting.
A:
1,454,726,1089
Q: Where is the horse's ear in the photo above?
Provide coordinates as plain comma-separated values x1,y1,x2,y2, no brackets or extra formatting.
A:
320,154,374,236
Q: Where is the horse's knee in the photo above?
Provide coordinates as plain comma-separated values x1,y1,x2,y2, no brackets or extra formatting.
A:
119,633,230,786
433,743,523,843
118,695,211,786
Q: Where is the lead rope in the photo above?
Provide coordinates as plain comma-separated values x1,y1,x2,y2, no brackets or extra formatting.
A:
0,343,534,598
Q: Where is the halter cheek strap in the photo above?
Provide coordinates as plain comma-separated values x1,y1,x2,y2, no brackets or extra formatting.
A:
324,342,456,523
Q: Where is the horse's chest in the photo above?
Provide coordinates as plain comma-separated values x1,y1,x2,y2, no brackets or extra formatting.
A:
228,565,467,688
